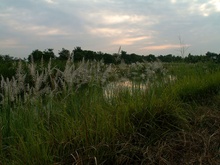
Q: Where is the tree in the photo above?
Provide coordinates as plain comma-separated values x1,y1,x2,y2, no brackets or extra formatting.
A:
206,51,219,62
72,47,84,62
0,54,14,61
144,54,156,62
103,53,115,64
28,49,55,62
58,48,71,60
43,48,56,61
158,54,173,62
0,54,16,79
28,49,44,62
74,46,83,53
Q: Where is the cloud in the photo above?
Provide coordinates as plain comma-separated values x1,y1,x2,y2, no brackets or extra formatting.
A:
142,44,180,50
89,27,122,37
44,0,58,4
0,39,25,48
142,44,192,51
1,13,70,38
188,0,220,16
1,0,220,57
100,14,145,24
170,0,176,3
112,36,151,45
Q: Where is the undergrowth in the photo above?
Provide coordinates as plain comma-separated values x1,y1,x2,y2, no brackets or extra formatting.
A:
0,60,220,164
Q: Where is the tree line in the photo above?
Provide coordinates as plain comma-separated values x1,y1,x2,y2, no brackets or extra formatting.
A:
0,47,219,79
1,47,220,65
24,47,220,64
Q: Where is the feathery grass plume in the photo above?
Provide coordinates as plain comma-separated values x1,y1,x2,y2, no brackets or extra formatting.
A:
71,49,74,63
33,68,51,98
28,56,36,82
1,63,27,105
101,64,112,85
102,59,170,100
15,60,26,95
115,46,122,63
45,58,58,92
33,71,43,95
0,76,5,104
40,56,44,71
74,60,91,89
47,58,52,75
0,57,168,107
2,56,220,164
1,77,11,104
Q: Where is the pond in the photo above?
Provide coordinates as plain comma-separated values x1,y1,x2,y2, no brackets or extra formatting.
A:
103,75,177,99
103,78,148,99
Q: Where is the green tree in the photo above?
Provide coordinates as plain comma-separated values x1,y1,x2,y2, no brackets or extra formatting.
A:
28,49,55,62
206,51,218,62
74,46,83,53
103,53,115,64
0,54,16,79
28,49,43,62
43,48,56,61
144,54,156,62
73,47,84,62
58,48,71,60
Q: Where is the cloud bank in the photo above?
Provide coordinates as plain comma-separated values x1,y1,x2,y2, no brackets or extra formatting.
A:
0,0,220,58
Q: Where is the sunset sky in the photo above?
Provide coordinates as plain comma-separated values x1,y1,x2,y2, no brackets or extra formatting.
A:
1,0,220,58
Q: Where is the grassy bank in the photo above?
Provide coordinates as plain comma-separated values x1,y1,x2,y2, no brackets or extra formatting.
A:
0,60,220,164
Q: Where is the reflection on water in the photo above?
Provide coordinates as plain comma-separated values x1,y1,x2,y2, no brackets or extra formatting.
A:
103,75,176,99
103,79,148,99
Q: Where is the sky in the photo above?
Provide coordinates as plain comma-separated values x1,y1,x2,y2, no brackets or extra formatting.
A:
0,0,220,58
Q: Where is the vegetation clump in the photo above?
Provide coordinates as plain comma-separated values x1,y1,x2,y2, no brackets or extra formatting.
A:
0,50,220,164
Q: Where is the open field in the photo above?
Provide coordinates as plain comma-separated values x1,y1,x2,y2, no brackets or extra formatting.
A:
0,59,220,164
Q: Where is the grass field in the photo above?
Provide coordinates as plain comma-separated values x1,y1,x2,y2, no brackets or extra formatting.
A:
0,59,220,164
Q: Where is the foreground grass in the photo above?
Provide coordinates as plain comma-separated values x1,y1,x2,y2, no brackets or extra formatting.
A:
0,62,220,164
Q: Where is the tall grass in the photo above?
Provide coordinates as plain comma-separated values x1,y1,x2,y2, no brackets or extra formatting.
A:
0,58,220,164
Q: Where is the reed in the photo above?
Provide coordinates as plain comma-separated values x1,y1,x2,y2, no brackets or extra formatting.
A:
0,58,220,164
